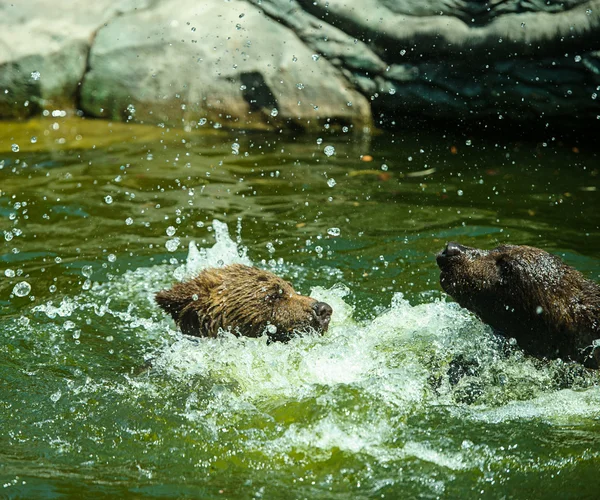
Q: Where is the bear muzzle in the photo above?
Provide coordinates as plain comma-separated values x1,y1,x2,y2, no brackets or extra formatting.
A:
436,241,469,269
312,301,333,332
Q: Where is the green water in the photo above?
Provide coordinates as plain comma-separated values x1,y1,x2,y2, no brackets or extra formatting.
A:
1,118,599,498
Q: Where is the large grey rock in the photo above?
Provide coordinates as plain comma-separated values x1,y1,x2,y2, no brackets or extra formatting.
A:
1,0,599,130
78,0,371,131
266,0,600,126
0,0,143,118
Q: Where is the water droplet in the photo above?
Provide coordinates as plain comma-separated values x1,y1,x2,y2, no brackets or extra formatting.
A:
231,142,240,155
324,145,335,157
400,49,406,56
536,306,543,314
82,265,93,278
292,55,298,62
465,139,472,146
166,226,177,237
5,269,15,278
457,190,464,196
574,55,582,62
13,281,31,297
30,136,37,144
316,138,323,145
586,9,592,15
381,164,388,171
11,144,19,152
267,324,277,334
296,83,305,90
108,254,116,263
327,227,341,236
125,217,133,225
50,390,61,403
166,238,180,252
30,71,41,80
104,195,113,204
389,88,396,95
270,108,278,117
311,54,320,61
199,118,207,126
327,178,337,187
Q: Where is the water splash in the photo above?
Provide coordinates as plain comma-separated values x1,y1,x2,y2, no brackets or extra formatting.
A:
175,219,252,281
7,221,600,489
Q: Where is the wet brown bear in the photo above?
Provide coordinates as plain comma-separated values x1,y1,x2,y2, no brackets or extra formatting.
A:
155,264,332,341
437,242,600,368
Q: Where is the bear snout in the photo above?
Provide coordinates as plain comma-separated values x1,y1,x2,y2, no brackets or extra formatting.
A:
437,242,468,268
312,301,333,331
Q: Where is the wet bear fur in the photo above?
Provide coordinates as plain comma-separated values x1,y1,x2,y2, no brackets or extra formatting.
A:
155,264,332,341
437,243,600,368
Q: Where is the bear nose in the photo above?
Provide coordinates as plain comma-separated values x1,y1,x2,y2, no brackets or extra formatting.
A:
437,241,467,268
443,242,467,257
312,301,333,329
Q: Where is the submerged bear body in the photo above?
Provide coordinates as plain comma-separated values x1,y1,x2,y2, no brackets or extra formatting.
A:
155,264,332,341
437,242,600,368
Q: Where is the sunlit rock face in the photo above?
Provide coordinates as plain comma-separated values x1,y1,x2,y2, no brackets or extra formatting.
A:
78,0,372,132
1,0,600,130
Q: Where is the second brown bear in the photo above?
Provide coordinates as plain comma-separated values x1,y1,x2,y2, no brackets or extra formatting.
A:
437,242,600,368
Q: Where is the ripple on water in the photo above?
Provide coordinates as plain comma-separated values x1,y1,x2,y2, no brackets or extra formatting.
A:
6,220,600,492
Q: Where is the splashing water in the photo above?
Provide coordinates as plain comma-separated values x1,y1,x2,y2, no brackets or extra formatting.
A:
175,219,252,280
5,220,600,497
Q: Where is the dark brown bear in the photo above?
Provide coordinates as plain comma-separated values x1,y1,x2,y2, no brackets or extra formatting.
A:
437,242,600,368
155,264,332,341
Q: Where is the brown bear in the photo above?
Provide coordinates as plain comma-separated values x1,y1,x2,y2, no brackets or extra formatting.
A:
437,242,600,368
155,264,332,342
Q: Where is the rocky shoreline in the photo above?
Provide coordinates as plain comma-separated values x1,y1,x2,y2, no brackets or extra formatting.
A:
1,0,599,133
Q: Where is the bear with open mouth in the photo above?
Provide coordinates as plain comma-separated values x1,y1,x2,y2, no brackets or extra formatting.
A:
156,264,332,342
437,242,600,368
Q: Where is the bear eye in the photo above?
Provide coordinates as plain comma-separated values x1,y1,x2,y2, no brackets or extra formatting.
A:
495,256,514,275
265,288,284,302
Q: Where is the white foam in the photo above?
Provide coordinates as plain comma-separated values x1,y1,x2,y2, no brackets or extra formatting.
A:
17,219,600,467
175,219,252,280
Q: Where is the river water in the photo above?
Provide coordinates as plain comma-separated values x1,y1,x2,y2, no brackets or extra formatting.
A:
1,118,599,498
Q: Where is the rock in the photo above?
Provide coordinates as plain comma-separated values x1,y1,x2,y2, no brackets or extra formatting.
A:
0,1,143,119
1,0,599,131
78,0,371,131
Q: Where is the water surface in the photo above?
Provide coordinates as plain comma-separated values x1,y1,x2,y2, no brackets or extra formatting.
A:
1,118,599,498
